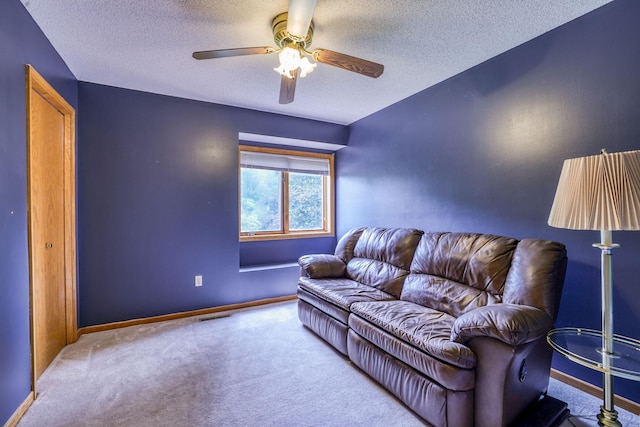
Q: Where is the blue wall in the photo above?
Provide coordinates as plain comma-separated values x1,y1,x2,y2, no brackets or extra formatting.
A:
339,0,640,402
240,237,336,267
0,1,78,423
77,82,345,327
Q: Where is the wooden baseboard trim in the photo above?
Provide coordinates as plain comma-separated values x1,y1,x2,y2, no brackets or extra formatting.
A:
4,391,34,427
551,369,639,415
77,295,297,336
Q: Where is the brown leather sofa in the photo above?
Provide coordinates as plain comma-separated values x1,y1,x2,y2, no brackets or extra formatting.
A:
297,227,567,427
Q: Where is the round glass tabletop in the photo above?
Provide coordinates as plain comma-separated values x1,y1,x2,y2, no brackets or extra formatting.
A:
547,327,640,381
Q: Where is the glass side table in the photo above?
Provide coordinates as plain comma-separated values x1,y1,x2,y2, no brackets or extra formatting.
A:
547,328,640,426
547,328,640,381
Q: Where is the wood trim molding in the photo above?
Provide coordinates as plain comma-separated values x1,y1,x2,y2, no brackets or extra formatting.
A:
3,392,34,427
551,369,639,415
238,144,335,242
78,295,298,336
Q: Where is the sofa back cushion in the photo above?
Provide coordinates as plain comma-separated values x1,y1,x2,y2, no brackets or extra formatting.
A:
503,238,567,320
401,232,518,317
346,227,423,298
334,227,366,262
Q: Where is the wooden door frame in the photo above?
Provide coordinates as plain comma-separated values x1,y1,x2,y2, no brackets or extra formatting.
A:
26,65,77,394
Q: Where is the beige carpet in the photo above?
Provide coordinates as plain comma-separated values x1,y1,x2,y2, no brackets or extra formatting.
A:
18,301,639,426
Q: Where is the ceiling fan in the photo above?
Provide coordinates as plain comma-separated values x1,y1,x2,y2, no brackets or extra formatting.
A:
192,0,384,104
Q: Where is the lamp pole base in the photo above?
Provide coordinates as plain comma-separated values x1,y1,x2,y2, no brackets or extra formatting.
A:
597,405,621,427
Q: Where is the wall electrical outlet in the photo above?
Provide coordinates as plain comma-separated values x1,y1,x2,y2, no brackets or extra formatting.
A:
195,275,203,287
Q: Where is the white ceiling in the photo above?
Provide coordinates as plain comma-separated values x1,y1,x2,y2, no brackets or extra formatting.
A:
21,0,611,125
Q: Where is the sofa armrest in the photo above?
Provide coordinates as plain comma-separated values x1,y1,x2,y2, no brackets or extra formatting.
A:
298,254,347,279
451,304,553,346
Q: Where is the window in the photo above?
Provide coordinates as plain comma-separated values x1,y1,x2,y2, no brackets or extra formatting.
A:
239,145,334,241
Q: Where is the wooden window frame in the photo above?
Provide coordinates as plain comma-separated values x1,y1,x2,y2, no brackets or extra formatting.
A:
239,145,335,241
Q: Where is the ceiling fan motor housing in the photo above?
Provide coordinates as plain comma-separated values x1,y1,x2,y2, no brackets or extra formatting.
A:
272,12,314,50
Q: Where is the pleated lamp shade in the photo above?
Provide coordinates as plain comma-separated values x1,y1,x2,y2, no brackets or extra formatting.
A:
548,150,640,231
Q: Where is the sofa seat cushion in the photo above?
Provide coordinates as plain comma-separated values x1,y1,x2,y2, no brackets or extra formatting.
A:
350,300,476,369
298,287,351,324
349,314,475,391
298,277,397,312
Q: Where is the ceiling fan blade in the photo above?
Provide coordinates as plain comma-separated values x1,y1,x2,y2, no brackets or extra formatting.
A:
313,49,384,78
287,0,317,38
279,69,299,104
192,47,274,60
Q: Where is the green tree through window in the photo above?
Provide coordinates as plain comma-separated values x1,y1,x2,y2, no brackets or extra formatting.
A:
240,168,281,232
289,172,323,230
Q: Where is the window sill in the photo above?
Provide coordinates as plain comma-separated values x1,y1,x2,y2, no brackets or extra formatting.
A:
240,231,334,242
239,262,299,273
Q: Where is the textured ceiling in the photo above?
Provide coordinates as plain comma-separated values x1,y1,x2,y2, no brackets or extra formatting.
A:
21,0,611,125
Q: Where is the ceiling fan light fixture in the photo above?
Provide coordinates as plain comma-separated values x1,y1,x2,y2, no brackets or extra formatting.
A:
299,56,317,77
274,46,316,79
274,46,300,79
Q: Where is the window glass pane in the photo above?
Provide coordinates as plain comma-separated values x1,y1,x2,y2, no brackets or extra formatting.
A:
289,172,323,231
240,168,282,232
